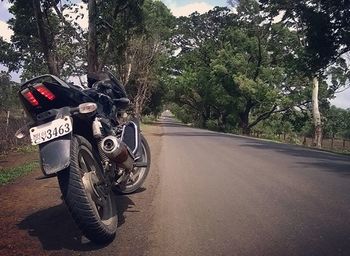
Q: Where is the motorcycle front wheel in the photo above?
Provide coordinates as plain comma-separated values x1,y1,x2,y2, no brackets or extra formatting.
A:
57,135,118,244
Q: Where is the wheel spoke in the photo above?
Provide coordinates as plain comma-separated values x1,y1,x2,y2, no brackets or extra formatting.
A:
79,155,88,172
124,140,148,189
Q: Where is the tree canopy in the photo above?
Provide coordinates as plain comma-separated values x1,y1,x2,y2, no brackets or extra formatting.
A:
0,0,349,145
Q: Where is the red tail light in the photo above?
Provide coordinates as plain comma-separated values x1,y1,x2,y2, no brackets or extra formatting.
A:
22,89,39,106
34,84,56,101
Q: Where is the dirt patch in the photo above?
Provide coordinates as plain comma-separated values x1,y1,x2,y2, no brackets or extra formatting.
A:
0,124,163,256
0,150,38,171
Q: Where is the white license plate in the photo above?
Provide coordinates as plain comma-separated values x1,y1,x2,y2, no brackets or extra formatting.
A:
30,117,72,145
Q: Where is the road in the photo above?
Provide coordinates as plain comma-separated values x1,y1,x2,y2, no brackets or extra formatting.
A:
146,118,350,256
2,118,350,256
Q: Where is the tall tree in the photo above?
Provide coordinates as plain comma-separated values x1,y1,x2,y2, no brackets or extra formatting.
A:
169,1,310,133
260,0,350,147
87,0,98,73
1,0,85,79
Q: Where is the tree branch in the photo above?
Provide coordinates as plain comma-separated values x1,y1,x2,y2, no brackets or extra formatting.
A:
32,0,59,75
51,2,84,45
248,104,277,129
254,35,262,81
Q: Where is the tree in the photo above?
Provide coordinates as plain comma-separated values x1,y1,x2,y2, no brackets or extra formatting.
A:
168,0,311,133
0,71,20,113
166,7,237,129
260,0,350,147
1,0,86,80
115,0,174,117
324,106,347,139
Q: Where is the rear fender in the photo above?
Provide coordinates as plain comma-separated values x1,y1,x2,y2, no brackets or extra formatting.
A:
39,134,71,175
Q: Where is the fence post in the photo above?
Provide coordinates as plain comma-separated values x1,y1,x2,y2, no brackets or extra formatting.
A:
5,110,10,133
331,137,334,149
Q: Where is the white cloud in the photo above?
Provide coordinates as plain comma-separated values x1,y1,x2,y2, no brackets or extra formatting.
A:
4,1,13,9
0,0,12,12
169,2,214,17
330,89,350,109
0,20,13,42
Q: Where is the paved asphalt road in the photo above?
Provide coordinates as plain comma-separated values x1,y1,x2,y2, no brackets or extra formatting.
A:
5,117,350,256
145,118,350,256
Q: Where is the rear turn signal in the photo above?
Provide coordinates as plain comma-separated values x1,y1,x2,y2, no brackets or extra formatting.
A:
22,89,39,107
34,84,56,101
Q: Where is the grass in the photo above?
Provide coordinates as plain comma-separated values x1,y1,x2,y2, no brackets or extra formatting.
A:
0,161,39,185
249,134,350,156
142,114,158,124
14,144,38,153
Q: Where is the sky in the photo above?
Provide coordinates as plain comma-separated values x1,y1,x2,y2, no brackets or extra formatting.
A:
0,0,349,108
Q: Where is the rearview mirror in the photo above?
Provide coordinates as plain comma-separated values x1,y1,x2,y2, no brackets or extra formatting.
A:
113,98,130,109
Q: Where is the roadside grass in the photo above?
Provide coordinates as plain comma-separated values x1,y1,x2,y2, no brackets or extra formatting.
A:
317,148,350,156
13,144,38,153
186,122,350,156
0,161,39,185
142,114,158,124
253,134,350,156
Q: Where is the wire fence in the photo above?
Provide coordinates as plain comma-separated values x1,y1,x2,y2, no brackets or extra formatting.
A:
303,137,350,152
251,131,350,152
0,110,30,153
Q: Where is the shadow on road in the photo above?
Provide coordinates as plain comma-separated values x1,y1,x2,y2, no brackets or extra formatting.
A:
116,192,142,227
150,120,350,176
240,140,350,175
17,193,137,253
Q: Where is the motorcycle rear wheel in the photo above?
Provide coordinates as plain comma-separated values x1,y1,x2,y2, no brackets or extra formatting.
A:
115,134,151,194
57,135,118,244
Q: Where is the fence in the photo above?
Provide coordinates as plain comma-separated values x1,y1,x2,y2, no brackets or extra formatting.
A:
303,137,350,151
0,110,30,153
251,131,350,152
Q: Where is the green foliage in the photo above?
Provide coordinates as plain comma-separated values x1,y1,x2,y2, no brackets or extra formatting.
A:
260,0,350,74
1,0,349,141
14,145,38,154
0,72,20,111
165,0,313,134
324,106,350,138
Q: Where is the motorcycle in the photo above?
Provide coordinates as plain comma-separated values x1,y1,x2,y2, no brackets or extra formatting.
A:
15,72,151,244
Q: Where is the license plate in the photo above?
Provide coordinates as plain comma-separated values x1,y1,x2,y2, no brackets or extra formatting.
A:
30,117,72,145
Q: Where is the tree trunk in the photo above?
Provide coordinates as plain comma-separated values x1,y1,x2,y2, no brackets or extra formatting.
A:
218,113,227,132
98,33,111,72
32,0,59,76
134,80,151,119
312,76,322,148
5,110,10,134
239,102,252,135
331,136,334,149
240,120,250,135
87,0,98,74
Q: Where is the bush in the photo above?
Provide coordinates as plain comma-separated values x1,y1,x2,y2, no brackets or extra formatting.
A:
205,119,218,131
142,114,157,124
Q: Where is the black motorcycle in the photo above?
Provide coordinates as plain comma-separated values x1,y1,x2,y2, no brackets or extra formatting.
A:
15,72,151,244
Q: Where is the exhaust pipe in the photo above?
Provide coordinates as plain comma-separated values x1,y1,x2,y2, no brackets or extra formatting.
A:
101,136,133,170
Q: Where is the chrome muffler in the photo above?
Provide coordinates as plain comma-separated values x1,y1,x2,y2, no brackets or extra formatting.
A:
101,136,133,170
